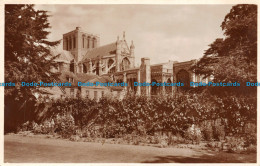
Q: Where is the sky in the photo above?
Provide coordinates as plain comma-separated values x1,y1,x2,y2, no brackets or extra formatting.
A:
35,4,234,65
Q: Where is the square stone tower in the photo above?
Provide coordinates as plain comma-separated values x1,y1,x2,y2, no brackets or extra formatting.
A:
63,27,100,63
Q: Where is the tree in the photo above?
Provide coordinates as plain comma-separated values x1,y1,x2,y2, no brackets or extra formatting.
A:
190,5,257,134
193,4,257,83
4,4,60,132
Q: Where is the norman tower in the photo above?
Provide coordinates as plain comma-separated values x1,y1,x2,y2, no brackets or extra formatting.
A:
62,27,100,72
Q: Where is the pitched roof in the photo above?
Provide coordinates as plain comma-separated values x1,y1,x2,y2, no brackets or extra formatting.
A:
82,42,117,62
51,48,74,63
59,72,99,86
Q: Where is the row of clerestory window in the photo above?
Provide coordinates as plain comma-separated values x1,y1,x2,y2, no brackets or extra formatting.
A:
65,36,76,50
64,35,97,50
82,36,97,49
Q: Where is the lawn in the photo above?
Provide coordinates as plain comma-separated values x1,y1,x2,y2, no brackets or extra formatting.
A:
4,134,256,163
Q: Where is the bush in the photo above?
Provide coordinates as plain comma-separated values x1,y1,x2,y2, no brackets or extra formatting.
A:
184,124,202,144
12,91,256,150
225,136,245,153
54,113,76,138
244,133,257,149
167,133,185,145
244,122,256,146
200,121,213,141
245,144,257,154
214,125,225,141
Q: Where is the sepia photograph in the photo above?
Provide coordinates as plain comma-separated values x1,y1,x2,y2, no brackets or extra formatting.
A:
2,1,258,164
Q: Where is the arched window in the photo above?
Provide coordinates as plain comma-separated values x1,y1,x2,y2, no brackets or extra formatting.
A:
66,38,69,50
96,61,100,75
120,57,131,71
73,36,76,48
108,59,115,74
70,60,75,73
108,59,114,67
93,38,96,48
176,69,190,91
87,36,90,48
83,64,87,73
151,79,159,95
69,38,72,49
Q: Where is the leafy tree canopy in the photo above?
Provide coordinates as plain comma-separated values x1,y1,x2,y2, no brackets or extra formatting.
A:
4,5,61,131
5,4,60,99
192,5,257,83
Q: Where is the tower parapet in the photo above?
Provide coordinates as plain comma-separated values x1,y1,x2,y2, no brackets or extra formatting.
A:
62,27,100,63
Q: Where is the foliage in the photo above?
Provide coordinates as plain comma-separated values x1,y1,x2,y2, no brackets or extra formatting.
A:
30,113,76,138
225,136,246,153
32,120,54,134
23,91,256,142
15,92,256,152
184,124,202,144
54,113,76,138
200,121,213,141
214,125,225,141
4,4,60,132
192,5,257,83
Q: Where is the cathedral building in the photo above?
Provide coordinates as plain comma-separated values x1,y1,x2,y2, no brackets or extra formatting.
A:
46,27,205,100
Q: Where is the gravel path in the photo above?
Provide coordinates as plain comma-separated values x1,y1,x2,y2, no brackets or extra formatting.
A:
4,134,256,163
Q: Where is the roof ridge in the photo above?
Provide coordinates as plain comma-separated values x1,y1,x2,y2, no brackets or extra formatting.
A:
87,42,116,52
81,41,117,62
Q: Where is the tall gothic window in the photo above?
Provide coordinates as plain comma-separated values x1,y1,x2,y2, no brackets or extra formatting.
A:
151,79,159,95
93,38,95,48
96,62,100,75
108,59,115,74
176,69,190,91
87,37,90,48
70,60,75,73
94,91,98,100
83,64,87,73
66,38,69,50
120,57,131,71
73,36,76,48
69,38,72,50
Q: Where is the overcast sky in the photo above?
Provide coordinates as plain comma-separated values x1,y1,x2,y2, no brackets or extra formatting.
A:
35,4,234,65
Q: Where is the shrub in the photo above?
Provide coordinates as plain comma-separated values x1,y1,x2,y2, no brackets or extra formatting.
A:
225,136,245,153
19,121,30,132
244,122,256,146
200,121,213,141
245,144,257,154
13,91,256,150
54,113,76,138
244,133,257,147
184,124,202,144
214,125,225,141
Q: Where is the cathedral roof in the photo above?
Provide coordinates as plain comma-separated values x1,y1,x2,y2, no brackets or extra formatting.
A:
81,42,117,62
59,72,98,86
51,48,74,63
